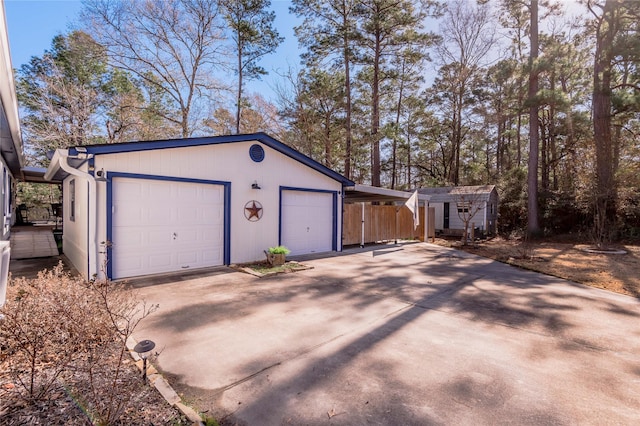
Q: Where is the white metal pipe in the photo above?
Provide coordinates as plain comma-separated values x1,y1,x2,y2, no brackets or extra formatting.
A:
56,151,99,279
0,240,10,312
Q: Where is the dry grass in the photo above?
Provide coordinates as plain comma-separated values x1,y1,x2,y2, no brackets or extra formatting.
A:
434,237,640,298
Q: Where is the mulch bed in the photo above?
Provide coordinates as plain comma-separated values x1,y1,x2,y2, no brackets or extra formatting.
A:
0,344,188,425
233,261,312,277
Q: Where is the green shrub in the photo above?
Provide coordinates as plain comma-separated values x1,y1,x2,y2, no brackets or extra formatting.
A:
268,245,290,255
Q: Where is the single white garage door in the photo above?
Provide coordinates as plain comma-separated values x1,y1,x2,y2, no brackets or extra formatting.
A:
111,177,225,279
281,190,334,256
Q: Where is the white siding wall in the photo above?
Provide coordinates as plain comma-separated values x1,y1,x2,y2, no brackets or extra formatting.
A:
431,201,489,232
0,161,10,240
63,170,90,277
94,141,342,266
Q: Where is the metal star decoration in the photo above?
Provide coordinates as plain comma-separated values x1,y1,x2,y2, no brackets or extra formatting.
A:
244,200,263,221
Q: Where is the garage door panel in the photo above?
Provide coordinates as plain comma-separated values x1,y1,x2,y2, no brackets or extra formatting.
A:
115,204,146,225
148,208,172,224
201,186,224,202
148,182,169,198
148,253,173,268
177,251,198,264
199,228,223,244
117,181,143,200
203,249,223,263
115,229,144,247
147,229,172,245
178,208,198,223
112,177,226,279
177,228,199,242
282,190,334,256
116,255,143,272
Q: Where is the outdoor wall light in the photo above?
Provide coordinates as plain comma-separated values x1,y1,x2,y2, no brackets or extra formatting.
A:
251,181,261,190
133,339,156,383
95,169,107,182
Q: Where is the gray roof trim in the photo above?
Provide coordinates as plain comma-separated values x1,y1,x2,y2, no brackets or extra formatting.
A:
418,185,497,203
345,184,430,204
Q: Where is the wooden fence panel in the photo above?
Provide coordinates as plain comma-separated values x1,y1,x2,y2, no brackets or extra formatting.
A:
343,203,429,246
343,203,364,245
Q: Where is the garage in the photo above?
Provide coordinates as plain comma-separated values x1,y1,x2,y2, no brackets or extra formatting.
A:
44,133,353,280
280,188,336,256
108,175,228,279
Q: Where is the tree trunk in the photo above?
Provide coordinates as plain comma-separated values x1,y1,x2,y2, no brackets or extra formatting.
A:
592,0,618,245
391,60,406,190
235,42,243,135
343,3,353,180
371,27,382,187
325,114,332,167
527,0,541,237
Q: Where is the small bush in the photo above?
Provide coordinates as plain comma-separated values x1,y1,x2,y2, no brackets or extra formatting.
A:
0,262,160,424
268,245,291,255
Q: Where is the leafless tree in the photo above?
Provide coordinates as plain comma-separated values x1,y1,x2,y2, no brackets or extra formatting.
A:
434,0,498,185
452,187,485,246
82,0,228,138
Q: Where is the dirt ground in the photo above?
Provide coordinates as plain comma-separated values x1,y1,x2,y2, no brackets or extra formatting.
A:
433,237,640,298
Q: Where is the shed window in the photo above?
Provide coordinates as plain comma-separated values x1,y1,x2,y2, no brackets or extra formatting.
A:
69,179,76,222
457,202,470,213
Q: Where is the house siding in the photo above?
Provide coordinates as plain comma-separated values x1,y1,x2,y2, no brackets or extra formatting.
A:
0,161,13,240
62,167,90,277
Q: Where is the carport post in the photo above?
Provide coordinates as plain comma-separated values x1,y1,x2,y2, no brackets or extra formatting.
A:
361,202,365,248
394,205,399,244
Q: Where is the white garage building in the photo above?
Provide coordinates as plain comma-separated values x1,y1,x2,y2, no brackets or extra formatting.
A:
45,133,354,280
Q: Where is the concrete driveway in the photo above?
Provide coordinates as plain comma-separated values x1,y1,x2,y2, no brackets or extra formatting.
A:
132,243,640,425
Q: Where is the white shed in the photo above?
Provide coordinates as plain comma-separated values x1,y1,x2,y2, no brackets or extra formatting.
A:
418,185,498,237
45,133,354,280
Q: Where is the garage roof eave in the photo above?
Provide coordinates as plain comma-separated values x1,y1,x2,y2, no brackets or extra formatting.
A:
344,184,430,204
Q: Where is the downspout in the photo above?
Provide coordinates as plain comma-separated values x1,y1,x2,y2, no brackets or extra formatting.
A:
56,150,99,279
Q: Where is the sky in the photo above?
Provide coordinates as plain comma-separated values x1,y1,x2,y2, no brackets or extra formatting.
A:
3,0,302,102
4,0,587,105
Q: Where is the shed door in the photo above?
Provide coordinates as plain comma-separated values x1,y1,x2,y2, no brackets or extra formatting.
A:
281,190,334,256
111,177,225,279
443,202,450,229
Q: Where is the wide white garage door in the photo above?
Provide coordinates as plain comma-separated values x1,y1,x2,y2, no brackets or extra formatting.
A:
111,178,225,279
281,190,334,256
